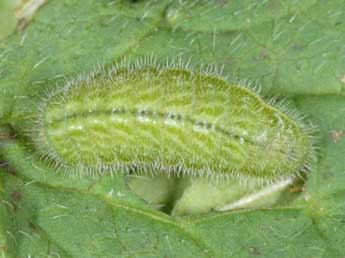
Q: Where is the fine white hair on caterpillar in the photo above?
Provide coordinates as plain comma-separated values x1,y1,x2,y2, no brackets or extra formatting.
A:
28,57,317,214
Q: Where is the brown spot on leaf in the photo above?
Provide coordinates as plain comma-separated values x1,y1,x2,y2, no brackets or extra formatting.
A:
10,191,22,202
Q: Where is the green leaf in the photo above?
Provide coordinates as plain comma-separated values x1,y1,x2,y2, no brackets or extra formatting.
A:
1,0,344,257
0,168,215,257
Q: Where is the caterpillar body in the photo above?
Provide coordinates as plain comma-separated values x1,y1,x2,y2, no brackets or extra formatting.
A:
30,59,316,214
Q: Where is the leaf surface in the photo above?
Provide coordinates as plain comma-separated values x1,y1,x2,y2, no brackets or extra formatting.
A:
0,0,344,257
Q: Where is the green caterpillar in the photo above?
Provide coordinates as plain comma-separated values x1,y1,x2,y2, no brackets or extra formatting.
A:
30,59,316,213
